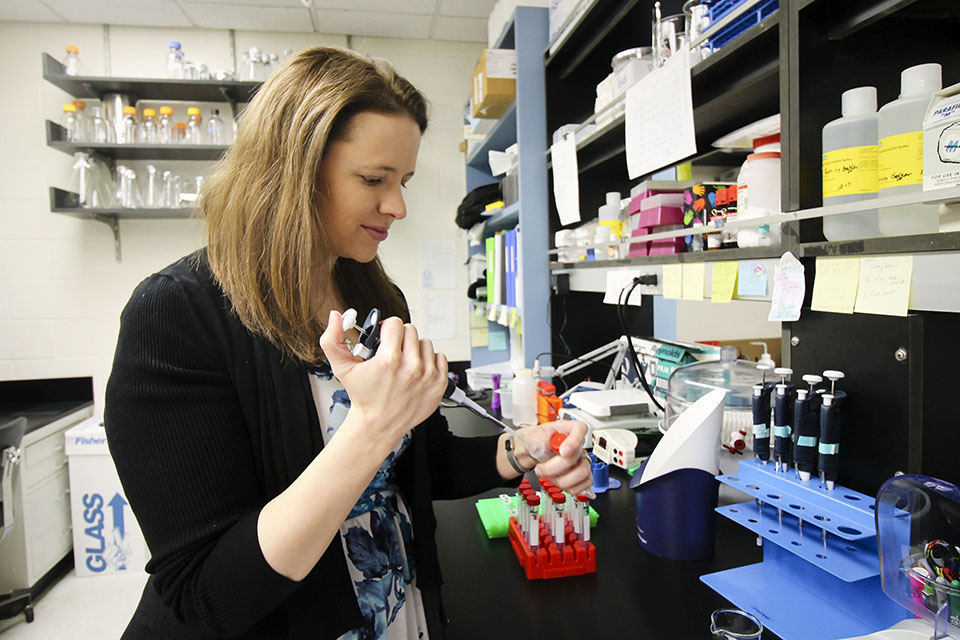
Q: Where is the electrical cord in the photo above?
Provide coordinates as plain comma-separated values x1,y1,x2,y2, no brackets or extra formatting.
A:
617,277,665,412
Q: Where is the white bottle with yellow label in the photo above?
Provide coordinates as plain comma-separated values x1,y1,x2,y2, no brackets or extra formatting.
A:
877,63,941,236
822,86,880,241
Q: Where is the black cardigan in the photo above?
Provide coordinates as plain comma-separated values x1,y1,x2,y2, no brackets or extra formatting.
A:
104,251,509,639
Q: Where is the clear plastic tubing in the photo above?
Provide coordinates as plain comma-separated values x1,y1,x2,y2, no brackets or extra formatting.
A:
822,86,880,241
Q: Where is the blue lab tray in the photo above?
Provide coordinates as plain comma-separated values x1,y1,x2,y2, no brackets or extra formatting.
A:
704,0,779,52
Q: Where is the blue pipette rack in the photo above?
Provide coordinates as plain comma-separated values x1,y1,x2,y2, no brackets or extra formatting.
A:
701,459,909,640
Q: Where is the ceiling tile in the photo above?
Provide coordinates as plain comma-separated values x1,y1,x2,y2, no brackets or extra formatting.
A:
311,0,436,16
180,2,313,31
0,0,65,21
438,0,495,19
431,16,486,42
182,0,303,5
312,10,431,39
39,0,192,27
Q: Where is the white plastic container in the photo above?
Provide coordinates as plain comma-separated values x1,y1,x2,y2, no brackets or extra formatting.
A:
598,191,622,237
877,63,942,237
65,417,147,577
511,368,537,428
736,151,781,247
822,86,881,241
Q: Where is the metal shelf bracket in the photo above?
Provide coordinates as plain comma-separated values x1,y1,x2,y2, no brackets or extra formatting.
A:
93,213,122,262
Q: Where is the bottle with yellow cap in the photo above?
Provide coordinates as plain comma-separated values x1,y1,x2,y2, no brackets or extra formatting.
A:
139,108,160,144
158,106,175,144
61,103,78,142
62,45,80,76
186,107,204,144
121,106,139,144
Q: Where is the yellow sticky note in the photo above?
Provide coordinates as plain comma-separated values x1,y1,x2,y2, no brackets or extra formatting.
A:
509,308,518,328
662,264,682,299
487,304,498,321
711,261,738,303
854,255,913,317
811,257,860,314
682,263,705,301
516,315,522,336
470,328,489,347
470,309,487,329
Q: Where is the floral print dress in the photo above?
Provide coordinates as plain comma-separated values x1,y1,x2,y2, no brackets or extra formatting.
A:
308,363,428,640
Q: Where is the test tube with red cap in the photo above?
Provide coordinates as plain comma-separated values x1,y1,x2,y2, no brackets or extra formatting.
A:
552,492,566,548
522,488,537,536
571,494,583,539
526,494,540,552
577,494,591,543
546,488,561,537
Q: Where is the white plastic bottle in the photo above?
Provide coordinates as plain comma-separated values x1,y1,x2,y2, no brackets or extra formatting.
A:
166,41,184,79
877,63,942,236
62,45,81,76
598,191,622,258
822,86,880,241
737,152,781,247
511,368,538,428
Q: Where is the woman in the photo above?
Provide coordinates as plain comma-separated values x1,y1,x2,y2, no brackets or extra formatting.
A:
105,46,592,640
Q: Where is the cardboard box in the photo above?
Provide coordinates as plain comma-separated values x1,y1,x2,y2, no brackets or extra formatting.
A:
66,417,148,577
471,49,516,119
923,82,960,192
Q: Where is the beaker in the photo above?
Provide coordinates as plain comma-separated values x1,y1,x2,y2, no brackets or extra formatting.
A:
710,609,763,639
653,13,687,65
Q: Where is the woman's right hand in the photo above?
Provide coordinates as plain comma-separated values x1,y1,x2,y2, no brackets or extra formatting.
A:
319,310,449,447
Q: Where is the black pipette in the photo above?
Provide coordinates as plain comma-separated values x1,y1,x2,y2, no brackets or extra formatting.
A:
792,374,822,483
772,367,796,475
752,364,775,466
818,370,846,549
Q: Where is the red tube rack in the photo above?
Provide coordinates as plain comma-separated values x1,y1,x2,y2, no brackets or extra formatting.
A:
507,516,596,580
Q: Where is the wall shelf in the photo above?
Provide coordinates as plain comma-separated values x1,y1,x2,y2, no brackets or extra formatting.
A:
46,121,228,161
49,187,192,219
550,245,782,269
42,53,260,104
466,103,517,169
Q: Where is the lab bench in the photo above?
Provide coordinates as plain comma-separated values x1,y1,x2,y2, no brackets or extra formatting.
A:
436,402,776,639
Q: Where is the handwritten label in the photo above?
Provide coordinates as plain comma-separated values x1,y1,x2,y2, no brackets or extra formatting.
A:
811,257,860,314
854,255,913,317
822,146,878,198
768,252,805,322
878,131,923,189
711,261,738,303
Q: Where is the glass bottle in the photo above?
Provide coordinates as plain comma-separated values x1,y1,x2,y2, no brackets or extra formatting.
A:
140,108,160,144
186,107,204,144
61,103,78,142
144,165,162,208
90,105,110,143
71,100,87,141
166,40,184,79
158,106,174,144
174,122,187,144
206,108,227,144
121,106,138,144
62,45,81,76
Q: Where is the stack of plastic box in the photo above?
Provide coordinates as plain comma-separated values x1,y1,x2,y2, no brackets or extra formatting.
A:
628,187,687,257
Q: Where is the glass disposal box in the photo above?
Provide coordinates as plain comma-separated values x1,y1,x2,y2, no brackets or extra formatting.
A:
875,474,960,638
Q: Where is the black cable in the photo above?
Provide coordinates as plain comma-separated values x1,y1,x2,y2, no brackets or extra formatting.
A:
617,278,665,412
534,350,619,391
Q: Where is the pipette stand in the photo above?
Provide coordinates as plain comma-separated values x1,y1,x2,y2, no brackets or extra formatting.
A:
507,515,596,580
700,459,909,640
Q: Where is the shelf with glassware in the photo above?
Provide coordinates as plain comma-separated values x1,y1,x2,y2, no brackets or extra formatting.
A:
42,53,261,105
463,6,551,370
48,187,192,219
45,120,228,161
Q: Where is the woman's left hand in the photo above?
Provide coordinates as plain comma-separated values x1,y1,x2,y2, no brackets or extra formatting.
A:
517,420,593,496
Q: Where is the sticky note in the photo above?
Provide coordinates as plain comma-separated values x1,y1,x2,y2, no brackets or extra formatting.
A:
711,261,738,303
509,308,518,328
662,264,682,299
854,255,913,317
487,304,498,321
682,263,705,300
811,257,860,314
497,305,509,326
738,261,768,296
470,310,487,329
488,328,509,351
470,328,489,347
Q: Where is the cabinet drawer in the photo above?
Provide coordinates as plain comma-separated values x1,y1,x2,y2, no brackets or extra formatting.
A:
23,468,72,583
23,430,69,489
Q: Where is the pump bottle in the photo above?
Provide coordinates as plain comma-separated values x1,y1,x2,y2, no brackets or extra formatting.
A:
821,87,881,241
877,63,941,237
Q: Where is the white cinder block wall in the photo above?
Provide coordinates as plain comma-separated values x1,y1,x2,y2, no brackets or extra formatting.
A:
0,21,480,412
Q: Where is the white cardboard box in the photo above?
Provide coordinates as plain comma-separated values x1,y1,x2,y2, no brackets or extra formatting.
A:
65,417,147,577
923,82,960,192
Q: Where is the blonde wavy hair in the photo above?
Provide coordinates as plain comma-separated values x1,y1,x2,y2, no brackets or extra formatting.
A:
201,46,428,363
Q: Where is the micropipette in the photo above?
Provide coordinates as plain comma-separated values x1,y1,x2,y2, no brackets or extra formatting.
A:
751,364,775,516
818,370,845,550
341,308,597,499
772,367,795,475
793,374,822,483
